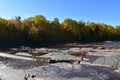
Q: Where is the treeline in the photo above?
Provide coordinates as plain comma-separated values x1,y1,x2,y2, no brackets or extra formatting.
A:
0,15,120,48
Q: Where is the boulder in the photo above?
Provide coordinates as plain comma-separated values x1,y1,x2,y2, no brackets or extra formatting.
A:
93,57,106,65
93,55,120,69
41,52,79,60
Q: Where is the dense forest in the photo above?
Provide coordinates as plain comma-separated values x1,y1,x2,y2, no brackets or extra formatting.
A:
0,15,120,48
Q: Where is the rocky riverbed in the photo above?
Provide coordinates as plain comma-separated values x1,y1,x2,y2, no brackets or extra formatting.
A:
0,41,120,80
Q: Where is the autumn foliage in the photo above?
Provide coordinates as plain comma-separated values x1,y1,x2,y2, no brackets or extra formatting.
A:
0,15,120,48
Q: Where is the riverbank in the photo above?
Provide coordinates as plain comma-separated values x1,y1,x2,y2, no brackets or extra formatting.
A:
0,42,120,80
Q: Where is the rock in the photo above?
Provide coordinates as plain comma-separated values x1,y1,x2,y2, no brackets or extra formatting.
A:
93,55,120,69
103,41,120,48
114,68,120,73
0,58,114,80
92,57,106,65
15,52,32,57
0,52,35,61
97,46,106,50
35,48,47,53
41,52,81,61
68,48,80,53
81,47,92,52
0,66,26,80
28,64,109,80
118,61,120,69
104,56,119,68
47,49,58,52
19,46,32,52
59,50,69,53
